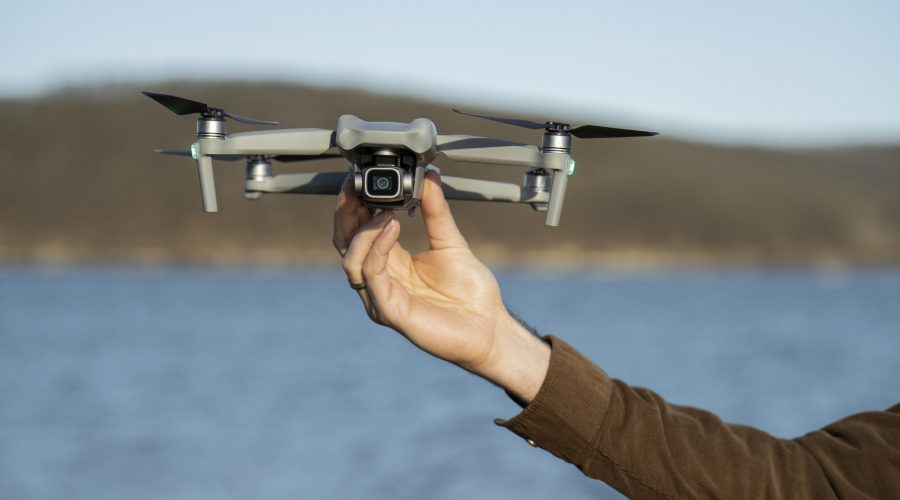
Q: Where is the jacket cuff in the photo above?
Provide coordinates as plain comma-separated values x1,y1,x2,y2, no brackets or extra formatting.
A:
494,335,614,464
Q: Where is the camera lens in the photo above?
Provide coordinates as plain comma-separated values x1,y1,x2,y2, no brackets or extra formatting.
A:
375,176,392,191
364,168,403,199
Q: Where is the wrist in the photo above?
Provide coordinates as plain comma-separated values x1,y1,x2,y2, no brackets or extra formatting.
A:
476,312,551,404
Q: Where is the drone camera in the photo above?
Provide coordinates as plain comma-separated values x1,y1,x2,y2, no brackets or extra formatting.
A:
364,167,404,200
352,148,420,207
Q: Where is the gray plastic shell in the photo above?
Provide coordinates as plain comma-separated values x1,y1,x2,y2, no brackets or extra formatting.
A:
336,115,439,166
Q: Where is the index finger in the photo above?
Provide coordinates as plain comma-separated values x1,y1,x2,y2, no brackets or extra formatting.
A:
333,174,371,256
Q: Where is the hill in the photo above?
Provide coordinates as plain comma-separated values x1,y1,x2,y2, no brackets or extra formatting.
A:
1,82,899,267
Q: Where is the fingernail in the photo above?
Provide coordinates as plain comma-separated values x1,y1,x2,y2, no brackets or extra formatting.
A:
385,219,397,230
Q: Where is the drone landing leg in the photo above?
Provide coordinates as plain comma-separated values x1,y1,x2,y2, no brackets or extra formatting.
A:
545,169,568,226
540,151,572,227
196,155,218,212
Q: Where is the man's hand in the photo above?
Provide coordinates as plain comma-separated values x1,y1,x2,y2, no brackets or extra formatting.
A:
333,169,550,403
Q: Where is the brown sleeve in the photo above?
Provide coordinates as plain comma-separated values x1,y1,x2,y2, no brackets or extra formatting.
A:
495,336,900,500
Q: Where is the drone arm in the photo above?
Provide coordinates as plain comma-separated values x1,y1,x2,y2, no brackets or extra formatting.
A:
245,171,348,195
441,175,548,203
437,135,541,168
199,129,336,156
243,171,549,205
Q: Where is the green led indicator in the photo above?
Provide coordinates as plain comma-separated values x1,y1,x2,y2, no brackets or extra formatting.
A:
567,158,576,176
190,143,198,160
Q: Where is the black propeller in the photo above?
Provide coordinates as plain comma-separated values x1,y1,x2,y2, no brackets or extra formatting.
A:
154,150,342,162
142,91,280,125
452,108,656,139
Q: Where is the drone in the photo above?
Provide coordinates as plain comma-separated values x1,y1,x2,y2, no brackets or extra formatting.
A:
144,91,656,226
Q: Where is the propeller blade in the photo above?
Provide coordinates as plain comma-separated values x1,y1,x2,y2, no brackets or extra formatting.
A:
569,125,658,139
155,150,342,163
452,109,547,130
224,111,280,126
143,91,208,115
154,149,192,157
154,149,245,161
453,107,658,139
142,91,279,125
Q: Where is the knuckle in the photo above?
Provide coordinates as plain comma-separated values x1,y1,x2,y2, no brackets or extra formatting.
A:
341,255,355,275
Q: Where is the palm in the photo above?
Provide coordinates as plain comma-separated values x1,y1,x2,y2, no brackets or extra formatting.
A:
335,172,550,402
383,244,503,368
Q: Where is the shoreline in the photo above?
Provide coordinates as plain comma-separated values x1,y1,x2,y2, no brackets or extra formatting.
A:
2,245,899,271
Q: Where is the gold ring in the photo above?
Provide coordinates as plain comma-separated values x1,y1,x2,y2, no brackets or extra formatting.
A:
349,281,367,290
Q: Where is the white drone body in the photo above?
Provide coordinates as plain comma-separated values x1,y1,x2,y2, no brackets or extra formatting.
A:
146,91,656,226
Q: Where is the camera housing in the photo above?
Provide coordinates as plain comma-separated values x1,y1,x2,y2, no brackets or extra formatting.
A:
351,148,424,208
335,114,437,210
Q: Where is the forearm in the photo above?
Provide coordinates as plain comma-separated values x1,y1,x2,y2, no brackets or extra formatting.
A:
589,380,829,499
496,337,860,500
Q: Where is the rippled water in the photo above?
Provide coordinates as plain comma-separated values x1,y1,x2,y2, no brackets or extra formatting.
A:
1,266,898,499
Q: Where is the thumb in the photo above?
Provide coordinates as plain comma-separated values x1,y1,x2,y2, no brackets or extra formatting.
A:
420,169,467,250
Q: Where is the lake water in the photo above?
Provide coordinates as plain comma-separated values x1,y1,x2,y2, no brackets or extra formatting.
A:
1,266,898,499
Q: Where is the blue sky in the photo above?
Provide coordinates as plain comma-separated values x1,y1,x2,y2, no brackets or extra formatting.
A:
3,0,899,146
